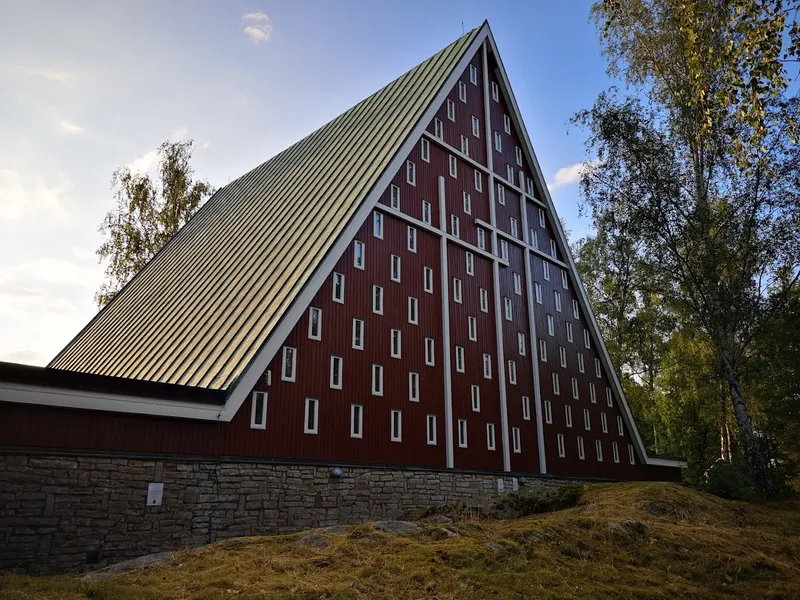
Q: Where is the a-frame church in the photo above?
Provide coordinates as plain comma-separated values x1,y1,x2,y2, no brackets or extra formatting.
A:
0,23,684,482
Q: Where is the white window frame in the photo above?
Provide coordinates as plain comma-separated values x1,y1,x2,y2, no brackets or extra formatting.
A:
477,227,485,249
351,404,363,439
352,318,364,350
391,329,402,359
422,200,432,224
304,397,319,434
421,138,430,163
513,272,522,295
487,423,496,450
550,239,557,258
590,382,597,403
458,80,467,102
373,212,384,239
578,436,586,460
391,409,402,442
494,131,502,152
565,404,573,428
500,239,509,261
535,282,542,304
455,345,465,373
471,115,480,137
453,277,463,304
607,386,614,407
522,396,531,421
409,371,420,402
391,254,401,283
503,113,511,134
612,441,620,463
466,251,474,276
584,408,591,431
552,371,560,395
538,208,546,228
578,352,585,373
451,214,460,238
601,412,608,433
557,433,566,458
330,355,343,390
281,346,296,382
332,272,345,304
572,299,579,319
424,266,433,293
408,296,418,325
471,384,481,412
595,357,602,378
449,154,457,178
547,314,555,336
408,226,418,253
555,291,562,313
372,284,383,315
372,364,384,396
463,191,472,214
561,269,569,290
497,183,505,205
480,289,489,312
406,160,416,186
389,183,400,210
518,331,526,356
526,177,534,196
539,339,547,362
566,321,574,343
543,261,550,281
458,419,468,448
491,80,499,101
468,316,477,341
618,415,624,436
571,377,579,400
508,360,517,385
596,439,604,462
446,98,455,122
559,346,567,368
507,164,515,183
353,240,365,269
515,146,523,166
427,414,437,444
510,217,518,237
512,427,521,453
504,297,513,321
483,353,492,379
460,134,469,156
308,307,322,341
545,400,553,424
474,169,483,192
434,117,443,139
469,63,477,84
529,228,538,247
425,337,435,366
250,391,267,430
629,443,636,465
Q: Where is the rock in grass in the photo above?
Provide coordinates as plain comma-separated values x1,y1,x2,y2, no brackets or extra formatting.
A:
298,534,332,549
485,542,505,554
372,521,421,536
83,551,174,579
430,527,460,540
324,525,347,534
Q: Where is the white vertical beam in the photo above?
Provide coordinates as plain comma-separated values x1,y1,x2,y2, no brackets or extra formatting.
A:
438,175,455,469
520,194,547,474
482,40,510,472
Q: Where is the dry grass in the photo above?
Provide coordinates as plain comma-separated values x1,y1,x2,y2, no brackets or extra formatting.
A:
2,482,799,599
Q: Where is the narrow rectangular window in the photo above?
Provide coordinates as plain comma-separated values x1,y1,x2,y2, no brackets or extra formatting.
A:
491,81,499,101
629,443,636,465
559,346,567,368
497,183,505,205
504,297,513,321
589,382,597,403
539,339,547,362
352,318,364,350
578,436,586,460
422,200,432,224
518,331,526,356
535,282,542,304
408,226,418,253
529,228,538,247
515,146,523,166
547,314,554,336
510,217,518,237
449,154,457,178
545,400,553,424
250,391,267,429
617,415,624,436
607,386,614,407
425,338,435,366
483,353,492,379
508,360,517,384
552,371,560,395
455,345,465,372
427,414,437,444
472,116,480,137
566,321,573,342
351,404,363,439
561,269,569,290
458,419,468,448
332,272,345,303
578,352,585,373
373,285,383,314
458,80,467,102
468,316,477,341
474,169,483,192
500,239,509,261
554,291,562,313
572,299,579,319
596,439,604,462
434,117,443,139
391,254,401,283
494,131,502,152
406,160,416,186
308,307,322,341
391,329,401,359
557,433,566,458
565,405,573,428
571,377,579,400
264,368,271,385
330,355,343,390
469,63,477,84
584,330,591,350
507,164,515,183
282,347,296,382
451,214,460,237
421,138,430,162
477,228,485,249
453,277,463,303
512,427,522,453
304,397,319,434
408,296,418,325
584,408,591,431
480,288,489,312
522,395,531,420
612,441,620,463
388,184,400,210
424,266,433,293
601,412,608,433
391,409,402,442
503,113,511,134
353,240,365,269
538,208,546,228
466,251,474,275
409,371,420,402
543,261,550,281
595,357,602,378
526,177,534,196
471,384,481,411
373,212,384,239
487,423,496,450
372,364,384,396
550,239,557,258
463,191,472,214
446,98,455,122
460,134,469,156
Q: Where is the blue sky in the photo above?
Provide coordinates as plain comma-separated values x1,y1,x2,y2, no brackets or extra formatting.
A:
0,0,613,365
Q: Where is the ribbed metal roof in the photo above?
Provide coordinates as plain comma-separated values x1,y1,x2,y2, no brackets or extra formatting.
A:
50,27,480,391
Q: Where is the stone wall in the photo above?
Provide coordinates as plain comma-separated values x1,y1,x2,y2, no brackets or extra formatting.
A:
0,451,575,575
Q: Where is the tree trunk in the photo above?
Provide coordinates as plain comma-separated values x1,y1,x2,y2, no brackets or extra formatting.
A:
720,349,774,496
720,394,730,462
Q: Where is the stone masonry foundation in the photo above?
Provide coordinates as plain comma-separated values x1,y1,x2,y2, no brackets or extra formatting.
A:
0,451,576,575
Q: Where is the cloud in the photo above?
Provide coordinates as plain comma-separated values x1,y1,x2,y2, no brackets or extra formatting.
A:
59,119,84,134
0,169,71,221
15,67,76,85
0,349,41,364
242,12,273,43
548,160,599,191
127,128,191,174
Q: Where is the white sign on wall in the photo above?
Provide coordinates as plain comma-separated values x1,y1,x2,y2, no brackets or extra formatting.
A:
497,478,504,492
147,482,164,506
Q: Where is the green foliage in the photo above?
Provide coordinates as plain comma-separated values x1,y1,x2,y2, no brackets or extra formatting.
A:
95,140,214,307
701,460,758,501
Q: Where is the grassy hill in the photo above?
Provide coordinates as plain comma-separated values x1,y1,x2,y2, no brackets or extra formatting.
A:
2,482,799,599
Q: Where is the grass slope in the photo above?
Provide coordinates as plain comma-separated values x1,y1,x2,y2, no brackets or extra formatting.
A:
2,482,799,599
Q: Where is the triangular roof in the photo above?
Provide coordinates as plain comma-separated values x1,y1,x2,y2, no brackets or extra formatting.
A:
50,25,483,391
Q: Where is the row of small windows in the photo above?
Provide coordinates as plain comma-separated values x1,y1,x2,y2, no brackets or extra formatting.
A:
545,372,614,405
544,401,624,435
556,434,633,465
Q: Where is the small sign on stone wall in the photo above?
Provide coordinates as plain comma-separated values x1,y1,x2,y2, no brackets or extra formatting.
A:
147,483,164,506
497,478,504,492
512,477,519,491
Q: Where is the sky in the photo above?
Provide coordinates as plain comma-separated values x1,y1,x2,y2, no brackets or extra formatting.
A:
0,0,616,366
